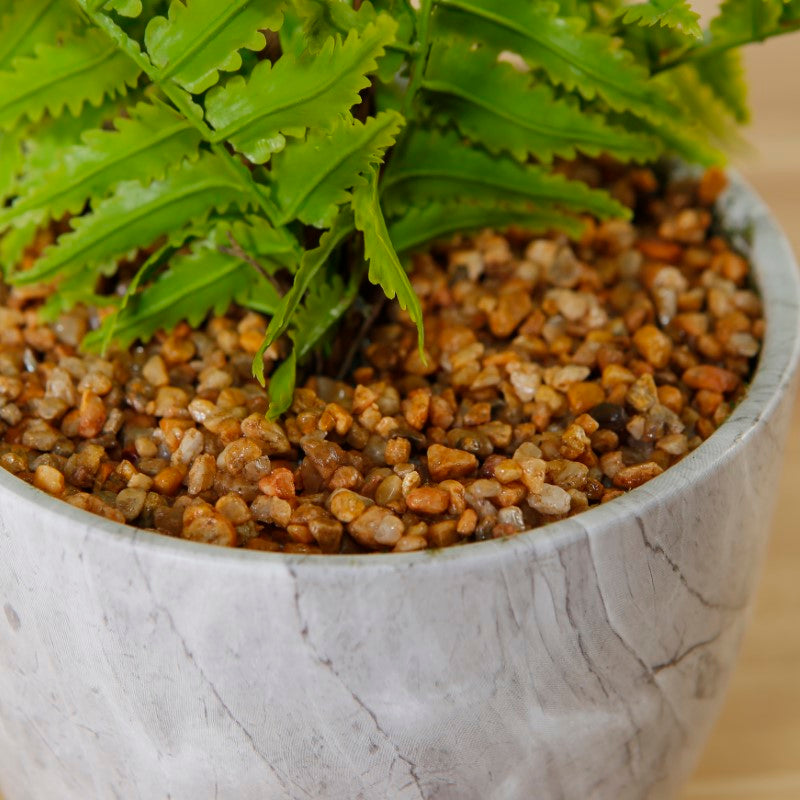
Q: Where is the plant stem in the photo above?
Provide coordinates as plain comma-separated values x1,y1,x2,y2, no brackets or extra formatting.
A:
219,232,289,294
656,21,800,71
337,291,386,379
402,0,434,119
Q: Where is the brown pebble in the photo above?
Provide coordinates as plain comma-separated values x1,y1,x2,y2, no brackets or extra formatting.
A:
153,465,186,496
682,365,740,393
427,444,478,482
632,325,673,369
258,467,295,499
183,513,237,547
406,487,450,515
78,391,106,438
612,462,664,489
328,489,372,523
33,464,65,495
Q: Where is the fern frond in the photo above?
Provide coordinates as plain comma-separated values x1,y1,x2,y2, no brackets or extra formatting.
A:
223,216,303,273
265,269,361,417
84,236,277,351
79,0,145,16
38,267,118,322
423,40,659,164
205,18,397,163
100,0,144,17
144,0,285,94
617,0,702,38
292,0,377,49
0,0,80,70
12,154,253,285
620,111,724,165
0,128,25,202
389,202,585,254
388,201,585,255
434,0,680,123
270,110,404,227
291,0,413,81
291,271,360,358
21,96,126,173
0,29,141,130
782,1,800,23
693,50,749,124
708,0,783,42
0,101,203,229
383,128,629,221
266,349,297,419
258,212,355,379
353,168,424,352
0,221,38,276
657,65,747,147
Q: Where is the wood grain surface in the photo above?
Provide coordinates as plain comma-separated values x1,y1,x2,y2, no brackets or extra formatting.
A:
681,32,800,800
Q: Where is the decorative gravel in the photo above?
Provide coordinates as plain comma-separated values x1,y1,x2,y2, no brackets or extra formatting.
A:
0,167,764,553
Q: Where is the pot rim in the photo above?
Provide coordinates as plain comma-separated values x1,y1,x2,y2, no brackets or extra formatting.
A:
2,171,799,573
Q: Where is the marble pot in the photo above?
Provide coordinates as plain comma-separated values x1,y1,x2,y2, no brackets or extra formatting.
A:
0,175,799,800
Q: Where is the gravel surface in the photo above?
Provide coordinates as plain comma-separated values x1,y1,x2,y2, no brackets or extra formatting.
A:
0,166,764,553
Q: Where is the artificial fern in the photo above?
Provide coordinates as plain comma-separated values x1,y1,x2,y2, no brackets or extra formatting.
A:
1,0,799,417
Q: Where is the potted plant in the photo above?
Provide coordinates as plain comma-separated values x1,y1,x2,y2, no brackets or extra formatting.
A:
0,1,799,798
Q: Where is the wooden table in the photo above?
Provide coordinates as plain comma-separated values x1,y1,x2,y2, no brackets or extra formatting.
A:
681,33,800,800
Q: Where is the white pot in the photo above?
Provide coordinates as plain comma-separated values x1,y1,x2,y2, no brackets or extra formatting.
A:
1,175,799,800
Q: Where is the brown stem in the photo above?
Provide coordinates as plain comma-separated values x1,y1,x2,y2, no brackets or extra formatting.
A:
219,232,289,294
337,292,386,380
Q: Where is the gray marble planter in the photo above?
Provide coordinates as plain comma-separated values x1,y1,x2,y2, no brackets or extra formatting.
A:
1,175,799,800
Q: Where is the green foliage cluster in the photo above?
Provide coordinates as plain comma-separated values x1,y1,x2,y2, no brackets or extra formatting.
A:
0,0,798,414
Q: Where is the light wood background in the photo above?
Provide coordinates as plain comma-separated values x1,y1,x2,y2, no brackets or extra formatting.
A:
680,31,800,800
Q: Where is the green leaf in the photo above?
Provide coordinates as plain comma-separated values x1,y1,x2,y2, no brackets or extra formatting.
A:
617,0,702,38
0,100,203,228
619,110,724,166
0,127,25,201
266,349,296,420
145,0,285,94
352,168,424,353
104,0,144,16
206,17,397,163
13,154,253,285
83,235,278,351
656,65,746,147
264,270,361,418
423,40,659,164
291,271,360,359
383,128,629,220
79,0,145,15
270,110,404,226
434,0,681,123
0,220,38,276
292,0,414,80
257,212,354,380
20,95,126,176
223,216,303,272
0,0,80,70
708,0,782,42
0,29,141,130
693,49,749,124
293,0,376,48
96,242,174,352
388,202,585,254
782,0,800,23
